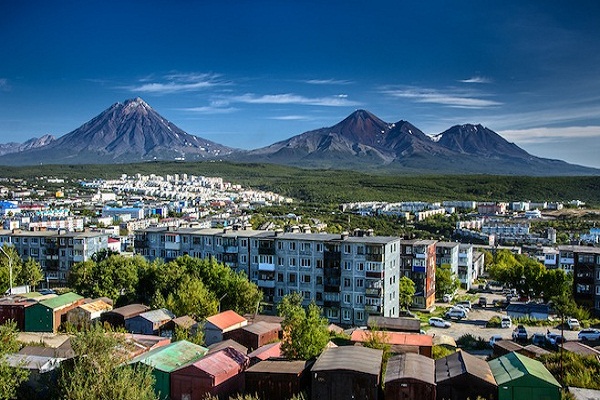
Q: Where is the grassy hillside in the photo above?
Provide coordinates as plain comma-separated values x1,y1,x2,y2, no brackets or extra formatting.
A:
1,161,600,205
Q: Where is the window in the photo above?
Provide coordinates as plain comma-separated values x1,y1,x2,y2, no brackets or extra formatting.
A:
252,240,258,248
316,259,323,268
326,309,339,318
316,276,323,285
405,246,412,254
356,295,364,304
289,242,296,251
240,255,247,264
30,248,39,256
252,255,258,264
343,293,351,303
205,237,212,246
316,292,323,301
240,239,248,247
356,278,364,288
356,262,364,271
356,311,364,321
300,258,311,268
303,291,311,300
278,257,285,266
301,274,311,283
344,278,351,288
277,288,284,297
277,273,284,282
277,241,284,250
343,309,351,320
289,273,297,283
289,258,297,267
356,245,364,255
301,242,311,251
344,261,352,270
344,244,352,254
316,243,323,252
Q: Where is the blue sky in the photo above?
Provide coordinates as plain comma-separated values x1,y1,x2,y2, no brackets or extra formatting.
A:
2,1,600,168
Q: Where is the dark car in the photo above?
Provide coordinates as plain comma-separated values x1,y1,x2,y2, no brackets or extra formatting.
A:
512,325,528,341
531,333,546,346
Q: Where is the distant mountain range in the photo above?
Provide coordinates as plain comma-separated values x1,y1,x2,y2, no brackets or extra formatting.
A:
0,98,597,176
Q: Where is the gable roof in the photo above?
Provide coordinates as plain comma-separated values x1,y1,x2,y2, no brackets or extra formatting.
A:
136,308,175,323
129,340,208,372
351,329,433,346
247,341,281,360
39,292,83,310
178,347,248,377
207,339,248,355
312,346,383,376
367,316,421,332
205,310,247,330
243,321,281,335
435,350,496,386
107,304,149,318
488,352,560,387
385,353,435,385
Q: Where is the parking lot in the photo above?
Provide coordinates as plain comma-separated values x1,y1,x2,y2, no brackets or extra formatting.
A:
424,293,581,343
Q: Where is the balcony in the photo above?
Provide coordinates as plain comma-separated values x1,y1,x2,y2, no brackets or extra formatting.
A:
560,257,575,264
415,253,426,259
257,279,276,289
258,247,276,255
366,271,384,279
324,300,339,308
324,285,340,293
258,263,276,272
365,305,382,314
224,246,239,253
365,287,382,297
366,253,383,262
324,251,341,261
165,241,181,251
73,255,84,263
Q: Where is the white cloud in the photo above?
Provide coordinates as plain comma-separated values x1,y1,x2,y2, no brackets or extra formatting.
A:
127,72,227,94
0,78,10,91
459,76,492,84
268,115,311,120
382,86,501,108
499,126,600,144
304,78,352,85
180,106,237,114
230,93,361,107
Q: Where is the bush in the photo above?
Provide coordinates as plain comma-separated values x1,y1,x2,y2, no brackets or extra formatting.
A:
486,316,502,328
456,334,489,350
512,317,555,327
432,345,456,360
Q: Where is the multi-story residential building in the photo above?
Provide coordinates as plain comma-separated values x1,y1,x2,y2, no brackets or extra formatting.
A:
435,242,459,275
134,227,401,326
0,229,110,284
560,245,600,315
400,239,436,309
458,244,475,290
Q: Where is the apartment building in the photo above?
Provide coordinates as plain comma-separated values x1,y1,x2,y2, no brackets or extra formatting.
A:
134,227,401,326
400,240,436,310
458,244,475,290
558,245,600,315
0,229,110,284
435,242,459,275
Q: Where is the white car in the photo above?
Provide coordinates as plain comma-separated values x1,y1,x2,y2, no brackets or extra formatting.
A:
578,329,600,341
489,334,503,347
567,318,580,330
453,304,470,313
501,316,512,328
429,317,451,328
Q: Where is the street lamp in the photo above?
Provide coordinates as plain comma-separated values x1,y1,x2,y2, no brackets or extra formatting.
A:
0,245,13,295
218,293,228,313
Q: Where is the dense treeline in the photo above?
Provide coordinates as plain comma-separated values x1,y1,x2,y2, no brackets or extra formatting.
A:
68,253,262,319
2,161,600,205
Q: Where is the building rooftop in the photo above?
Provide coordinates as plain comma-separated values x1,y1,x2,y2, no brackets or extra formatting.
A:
205,310,247,331
312,346,383,376
351,330,433,347
435,350,496,386
178,347,247,377
129,340,208,373
246,358,313,375
39,292,83,311
385,353,435,385
488,351,560,388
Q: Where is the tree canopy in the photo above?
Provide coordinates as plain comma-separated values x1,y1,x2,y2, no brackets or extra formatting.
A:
435,264,460,298
278,292,329,360
398,276,416,309
0,322,29,400
0,244,44,293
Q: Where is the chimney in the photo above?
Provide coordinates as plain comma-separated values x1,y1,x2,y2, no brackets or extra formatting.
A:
275,229,284,237
341,231,349,240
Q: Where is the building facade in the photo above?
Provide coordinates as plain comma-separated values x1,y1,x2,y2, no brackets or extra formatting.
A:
134,227,401,326
400,240,436,309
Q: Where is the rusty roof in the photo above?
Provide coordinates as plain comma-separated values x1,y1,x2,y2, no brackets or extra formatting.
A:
205,310,247,330
351,329,433,346
435,350,497,386
107,304,149,318
129,340,208,372
207,339,248,355
312,346,383,376
247,342,281,360
177,347,248,377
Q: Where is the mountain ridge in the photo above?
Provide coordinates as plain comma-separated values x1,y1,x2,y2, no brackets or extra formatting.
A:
0,99,597,176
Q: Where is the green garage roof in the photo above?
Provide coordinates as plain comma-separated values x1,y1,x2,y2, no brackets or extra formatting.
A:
489,352,560,387
39,292,83,310
129,340,208,372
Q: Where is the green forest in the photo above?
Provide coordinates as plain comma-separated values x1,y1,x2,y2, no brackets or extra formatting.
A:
2,161,600,205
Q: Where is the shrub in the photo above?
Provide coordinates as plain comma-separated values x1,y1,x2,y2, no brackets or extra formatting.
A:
486,316,502,328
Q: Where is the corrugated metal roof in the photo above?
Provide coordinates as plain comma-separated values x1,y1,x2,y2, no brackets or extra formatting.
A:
243,321,281,335
247,342,281,360
4,354,64,372
435,350,496,386
129,340,208,372
522,344,551,356
494,340,524,352
138,308,175,323
432,334,457,348
569,386,600,400
207,339,248,355
488,352,560,387
367,316,421,332
78,299,112,313
562,341,600,357
39,293,83,310
170,316,196,329
311,346,383,376
246,358,312,375
351,329,433,346
206,310,247,330
385,353,435,385
180,347,248,377
108,304,149,318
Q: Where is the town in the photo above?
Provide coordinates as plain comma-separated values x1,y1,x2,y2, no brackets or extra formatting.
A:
0,172,598,400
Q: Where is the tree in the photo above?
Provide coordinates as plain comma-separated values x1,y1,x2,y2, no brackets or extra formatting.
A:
436,264,459,298
17,258,44,289
57,326,158,400
164,276,218,320
0,244,23,293
398,276,416,309
0,322,29,400
278,292,329,360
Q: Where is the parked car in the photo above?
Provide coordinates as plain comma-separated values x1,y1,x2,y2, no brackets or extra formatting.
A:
444,308,467,320
501,316,512,328
512,325,528,341
578,329,600,341
456,300,472,310
489,334,503,347
567,318,580,330
442,293,454,303
478,297,488,308
429,317,451,328
38,289,56,295
453,304,470,313
546,332,566,346
531,333,546,346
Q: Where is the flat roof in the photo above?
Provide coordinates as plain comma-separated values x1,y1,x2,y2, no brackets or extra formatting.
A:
351,330,433,347
129,340,208,373
246,358,312,375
